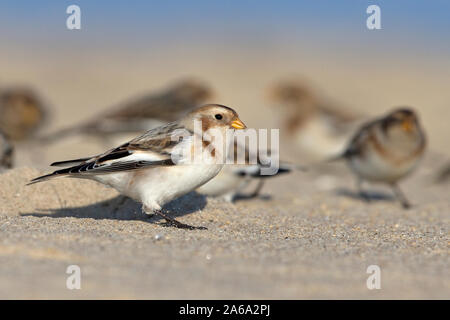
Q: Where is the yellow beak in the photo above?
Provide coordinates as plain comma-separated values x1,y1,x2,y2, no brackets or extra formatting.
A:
402,119,413,132
231,118,247,130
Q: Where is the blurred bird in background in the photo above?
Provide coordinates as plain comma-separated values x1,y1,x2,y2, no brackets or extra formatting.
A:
269,79,362,162
197,143,297,202
0,130,14,172
0,87,48,141
334,108,426,208
197,163,296,202
39,79,212,144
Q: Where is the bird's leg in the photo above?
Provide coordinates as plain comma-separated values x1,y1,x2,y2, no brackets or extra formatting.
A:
357,178,371,202
247,179,265,198
230,178,256,201
143,206,206,230
391,183,412,209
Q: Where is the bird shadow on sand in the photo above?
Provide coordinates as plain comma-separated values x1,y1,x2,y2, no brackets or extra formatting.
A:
334,187,395,203
20,192,208,224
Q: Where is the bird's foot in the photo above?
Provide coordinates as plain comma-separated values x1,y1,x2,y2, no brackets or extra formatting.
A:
359,191,372,203
162,219,207,230
145,207,207,230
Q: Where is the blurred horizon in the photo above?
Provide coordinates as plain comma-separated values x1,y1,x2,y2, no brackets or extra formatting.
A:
1,1,450,52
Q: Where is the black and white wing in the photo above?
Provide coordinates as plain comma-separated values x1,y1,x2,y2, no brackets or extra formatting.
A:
28,122,192,184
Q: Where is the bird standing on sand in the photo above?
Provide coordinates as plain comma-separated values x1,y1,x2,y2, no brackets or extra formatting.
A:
29,105,247,229
0,131,13,172
270,80,361,161
197,143,296,202
197,163,294,202
336,108,426,208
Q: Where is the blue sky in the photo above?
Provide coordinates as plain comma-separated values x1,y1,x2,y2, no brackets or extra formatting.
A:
0,1,449,54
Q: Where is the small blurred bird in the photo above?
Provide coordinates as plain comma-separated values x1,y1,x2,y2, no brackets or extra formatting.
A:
197,143,296,202
335,108,426,208
197,162,295,202
270,80,361,161
0,131,14,172
40,79,212,143
0,87,48,141
29,104,247,229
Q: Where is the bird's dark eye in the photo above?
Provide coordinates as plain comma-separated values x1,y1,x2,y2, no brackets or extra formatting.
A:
215,114,223,120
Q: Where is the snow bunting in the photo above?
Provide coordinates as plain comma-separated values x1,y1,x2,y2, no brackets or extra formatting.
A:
40,79,212,143
336,108,426,208
0,87,48,141
197,143,295,202
197,162,294,202
0,131,13,172
269,80,361,161
29,104,247,229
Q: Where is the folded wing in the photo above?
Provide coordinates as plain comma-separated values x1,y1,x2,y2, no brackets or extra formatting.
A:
28,122,190,185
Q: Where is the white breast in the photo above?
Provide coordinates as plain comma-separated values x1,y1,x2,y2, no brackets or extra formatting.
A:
133,135,224,210
348,147,421,183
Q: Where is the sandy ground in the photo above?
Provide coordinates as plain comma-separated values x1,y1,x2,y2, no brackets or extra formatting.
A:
0,151,448,299
0,45,449,299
